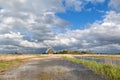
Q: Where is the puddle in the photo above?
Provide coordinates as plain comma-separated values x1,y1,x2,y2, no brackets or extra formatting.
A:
0,58,106,80
36,66,77,80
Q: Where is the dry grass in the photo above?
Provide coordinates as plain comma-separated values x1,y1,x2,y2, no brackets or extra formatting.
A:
0,54,34,61
0,54,70,62
0,54,119,61
0,54,50,61
0,54,48,73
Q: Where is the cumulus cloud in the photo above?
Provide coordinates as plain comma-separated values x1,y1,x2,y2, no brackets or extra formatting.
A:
63,0,83,11
109,0,120,11
62,0,105,11
1,0,87,53
45,11,120,53
0,0,120,53
0,0,68,53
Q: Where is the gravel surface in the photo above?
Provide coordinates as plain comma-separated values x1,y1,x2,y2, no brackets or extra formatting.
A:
0,58,106,80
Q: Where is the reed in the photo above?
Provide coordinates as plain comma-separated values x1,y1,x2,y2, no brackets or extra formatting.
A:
63,56,120,80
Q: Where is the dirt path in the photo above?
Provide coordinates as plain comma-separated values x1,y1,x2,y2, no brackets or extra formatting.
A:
0,58,106,80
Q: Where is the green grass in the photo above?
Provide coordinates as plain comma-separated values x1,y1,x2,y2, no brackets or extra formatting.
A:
0,54,48,73
0,59,23,72
63,56,120,80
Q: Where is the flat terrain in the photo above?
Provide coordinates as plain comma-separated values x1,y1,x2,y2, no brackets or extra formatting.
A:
0,57,106,80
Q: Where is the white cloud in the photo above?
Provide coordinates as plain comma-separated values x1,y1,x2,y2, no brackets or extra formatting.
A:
45,11,120,53
109,0,120,11
65,0,83,11
3,17,15,24
19,40,44,48
0,0,120,53
0,32,23,39
4,32,23,39
0,0,70,53
63,0,105,11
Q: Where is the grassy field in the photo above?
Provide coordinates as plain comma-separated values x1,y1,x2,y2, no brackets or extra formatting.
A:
0,54,48,73
63,56,120,80
0,54,45,61
0,54,120,79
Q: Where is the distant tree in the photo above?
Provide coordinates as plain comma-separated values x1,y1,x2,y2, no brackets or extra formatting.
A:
13,52,22,55
14,52,18,54
81,51,87,54
56,50,69,54
62,50,68,54
72,51,80,54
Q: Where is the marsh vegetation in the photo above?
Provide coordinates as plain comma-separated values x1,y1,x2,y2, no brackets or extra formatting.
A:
63,56,120,80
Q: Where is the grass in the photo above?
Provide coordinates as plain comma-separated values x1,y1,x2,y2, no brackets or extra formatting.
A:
38,66,68,80
63,56,120,80
0,59,24,72
0,54,47,73
0,54,43,61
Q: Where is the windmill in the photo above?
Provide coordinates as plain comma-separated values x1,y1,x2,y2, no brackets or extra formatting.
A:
45,43,54,54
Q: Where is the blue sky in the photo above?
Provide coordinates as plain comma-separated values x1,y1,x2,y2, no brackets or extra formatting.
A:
56,0,109,30
0,0,120,53
56,10,105,29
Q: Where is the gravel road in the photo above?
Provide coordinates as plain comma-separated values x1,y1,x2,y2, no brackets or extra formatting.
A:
0,58,106,80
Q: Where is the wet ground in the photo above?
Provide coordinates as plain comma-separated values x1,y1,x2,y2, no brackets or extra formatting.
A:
0,58,106,80
75,56,120,66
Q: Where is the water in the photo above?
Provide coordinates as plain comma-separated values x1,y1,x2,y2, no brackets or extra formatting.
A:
75,56,120,66
0,58,106,80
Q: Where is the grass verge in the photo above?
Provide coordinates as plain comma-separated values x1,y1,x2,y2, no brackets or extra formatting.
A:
0,59,25,73
63,56,120,80
0,54,47,73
